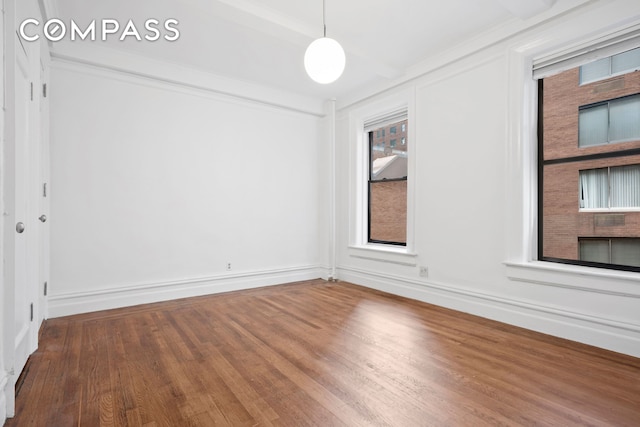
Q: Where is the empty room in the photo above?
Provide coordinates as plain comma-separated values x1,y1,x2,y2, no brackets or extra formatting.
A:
1,0,640,425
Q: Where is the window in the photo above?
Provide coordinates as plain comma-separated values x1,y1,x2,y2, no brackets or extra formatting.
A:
579,165,640,209
578,95,640,147
539,45,640,272
579,47,640,84
580,238,640,267
367,118,408,245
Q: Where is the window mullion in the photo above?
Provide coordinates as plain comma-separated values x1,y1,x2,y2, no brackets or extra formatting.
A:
607,101,612,144
608,166,612,209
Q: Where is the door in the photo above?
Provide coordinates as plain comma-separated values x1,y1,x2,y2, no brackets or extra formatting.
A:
2,2,47,416
12,30,39,384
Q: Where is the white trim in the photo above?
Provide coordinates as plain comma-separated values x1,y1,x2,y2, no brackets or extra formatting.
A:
328,99,338,280
504,6,640,277
338,266,640,358
0,372,8,423
363,109,408,132
48,266,323,318
533,24,640,79
336,0,592,111
348,245,417,266
505,261,640,297
348,89,416,254
49,42,325,118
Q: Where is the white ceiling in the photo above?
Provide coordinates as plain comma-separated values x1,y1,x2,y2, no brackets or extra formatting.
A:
49,0,557,100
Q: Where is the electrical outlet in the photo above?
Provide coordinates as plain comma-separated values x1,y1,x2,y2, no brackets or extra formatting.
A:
226,262,232,271
419,266,428,278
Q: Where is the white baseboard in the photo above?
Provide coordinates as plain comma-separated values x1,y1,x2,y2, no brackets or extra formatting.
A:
0,371,11,422
48,265,323,318
338,266,640,359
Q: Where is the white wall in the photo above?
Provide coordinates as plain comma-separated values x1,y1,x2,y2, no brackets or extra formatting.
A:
335,0,640,358
48,59,326,316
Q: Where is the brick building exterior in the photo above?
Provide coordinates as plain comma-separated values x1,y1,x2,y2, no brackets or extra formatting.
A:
542,66,640,262
370,120,408,161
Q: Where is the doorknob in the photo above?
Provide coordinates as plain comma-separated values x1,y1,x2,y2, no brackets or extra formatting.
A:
16,222,25,233
39,215,47,223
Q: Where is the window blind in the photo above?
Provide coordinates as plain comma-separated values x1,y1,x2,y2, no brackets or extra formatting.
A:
364,109,407,132
533,26,640,79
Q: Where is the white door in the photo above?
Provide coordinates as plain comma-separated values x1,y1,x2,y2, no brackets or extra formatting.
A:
12,33,39,383
3,2,46,416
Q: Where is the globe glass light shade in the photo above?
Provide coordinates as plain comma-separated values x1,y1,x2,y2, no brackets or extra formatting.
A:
304,37,346,84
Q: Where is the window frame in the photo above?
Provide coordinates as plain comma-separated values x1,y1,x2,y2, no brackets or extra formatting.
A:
366,113,408,246
347,90,417,265
578,94,640,147
579,47,640,85
536,44,640,273
579,164,640,211
579,237,640,267
504,18,640,294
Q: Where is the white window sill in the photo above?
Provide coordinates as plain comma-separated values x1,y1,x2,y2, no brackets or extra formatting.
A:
348,244,418,266
505,260,640,297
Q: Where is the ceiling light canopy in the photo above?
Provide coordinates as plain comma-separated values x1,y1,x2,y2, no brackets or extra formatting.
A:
304,0,345,84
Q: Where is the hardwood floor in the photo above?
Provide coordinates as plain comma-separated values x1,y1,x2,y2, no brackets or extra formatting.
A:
8,280,640,426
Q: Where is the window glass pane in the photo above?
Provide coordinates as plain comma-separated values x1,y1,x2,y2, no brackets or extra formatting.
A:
609,96,640,142
579,239,610,263
369,180,407,243
611,239,640,267
611,47,640,74
579,57,610,84
578,104,609,146
368,118,408,245
369,120,408,180
579,168,609,208
610,164,640,208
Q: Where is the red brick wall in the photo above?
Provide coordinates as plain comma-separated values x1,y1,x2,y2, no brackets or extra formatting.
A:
542,68,640,261
543,69,640,160
370,180,407,243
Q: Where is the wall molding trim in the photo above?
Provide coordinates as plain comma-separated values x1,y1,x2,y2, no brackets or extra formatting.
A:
0,371,11,422
50,43,325,118
505,262,640,298
337,266,640,358
48,266,323,318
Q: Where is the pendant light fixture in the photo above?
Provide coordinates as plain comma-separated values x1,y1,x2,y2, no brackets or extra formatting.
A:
304,0,345,84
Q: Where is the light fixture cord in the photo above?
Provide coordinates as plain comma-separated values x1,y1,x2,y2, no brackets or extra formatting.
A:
323,0,327,37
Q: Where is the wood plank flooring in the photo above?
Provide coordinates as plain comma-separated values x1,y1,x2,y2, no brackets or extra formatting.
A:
8,280,640,426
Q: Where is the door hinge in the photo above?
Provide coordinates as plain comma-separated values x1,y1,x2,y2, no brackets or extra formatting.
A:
30,303,34,322
43,83,47,98
30,82,34,101
44,281,48,296
43,182,47,197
